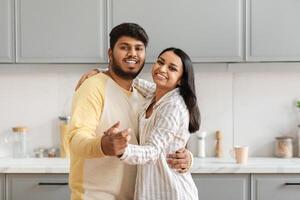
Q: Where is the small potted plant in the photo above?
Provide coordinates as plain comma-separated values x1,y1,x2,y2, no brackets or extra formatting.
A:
297,101,300,109
296,100,300,125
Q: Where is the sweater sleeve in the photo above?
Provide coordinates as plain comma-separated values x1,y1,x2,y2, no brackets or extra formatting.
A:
68,76,105,158
133,78,156,98
120,102,182,165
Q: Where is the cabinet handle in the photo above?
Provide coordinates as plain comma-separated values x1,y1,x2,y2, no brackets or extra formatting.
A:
38,182,68,186
284,183,300,186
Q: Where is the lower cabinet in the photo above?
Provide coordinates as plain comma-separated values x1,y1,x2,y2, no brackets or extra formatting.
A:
252,174,300,200
0,174,4,200
192,174,250,200
2,173,300,199
6,174,70,200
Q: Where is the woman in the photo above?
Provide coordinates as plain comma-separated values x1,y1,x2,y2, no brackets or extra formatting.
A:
120,47,200,200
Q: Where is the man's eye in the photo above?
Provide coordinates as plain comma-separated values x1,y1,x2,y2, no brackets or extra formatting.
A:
120,46,128,50
136,47,144,51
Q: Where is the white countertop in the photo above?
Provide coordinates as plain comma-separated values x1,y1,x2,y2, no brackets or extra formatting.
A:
0,158,69,173
1,157,300,174
192,157,300,173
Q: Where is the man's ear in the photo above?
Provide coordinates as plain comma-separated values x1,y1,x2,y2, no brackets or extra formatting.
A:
108,48,112,63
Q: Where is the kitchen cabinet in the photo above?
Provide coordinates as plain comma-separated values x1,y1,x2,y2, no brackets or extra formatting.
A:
192,174,250,200
0,0,14,63
246,0,300,61
6,174,69,200
109,0,244,62
252,174,300,200
0,174,4,200
15,0,107,63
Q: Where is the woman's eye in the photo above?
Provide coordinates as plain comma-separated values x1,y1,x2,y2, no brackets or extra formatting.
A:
169,66,177,71
157,60,163,65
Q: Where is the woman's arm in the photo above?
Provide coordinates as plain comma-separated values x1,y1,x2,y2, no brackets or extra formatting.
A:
120,102,187,165
133,78,156,98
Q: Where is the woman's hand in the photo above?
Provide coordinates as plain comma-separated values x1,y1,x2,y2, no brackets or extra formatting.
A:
167,148,192,173
75,69,100,91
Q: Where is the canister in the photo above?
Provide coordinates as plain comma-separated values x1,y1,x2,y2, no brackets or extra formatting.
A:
275,136,293,158
12,126,28,158
59,116,70,157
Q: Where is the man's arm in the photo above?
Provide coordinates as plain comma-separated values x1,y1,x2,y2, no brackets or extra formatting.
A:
69,77,128,158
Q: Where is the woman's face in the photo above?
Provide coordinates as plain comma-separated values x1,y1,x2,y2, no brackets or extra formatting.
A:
152,51,184,92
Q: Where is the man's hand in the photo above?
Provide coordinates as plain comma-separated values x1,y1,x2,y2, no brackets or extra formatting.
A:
75,69,100,91
167,148,191,173
101,121,131,156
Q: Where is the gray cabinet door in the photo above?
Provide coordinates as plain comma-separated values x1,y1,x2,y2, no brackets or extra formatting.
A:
15,0,107,63
6,174,69,200
192,174,250,200
109,0,244,62
0,174,4,200
0,0,14,63
252,174,300,200
246,0,300,61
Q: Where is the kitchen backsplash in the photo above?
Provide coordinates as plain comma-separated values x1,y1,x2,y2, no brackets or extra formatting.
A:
1,63,300,157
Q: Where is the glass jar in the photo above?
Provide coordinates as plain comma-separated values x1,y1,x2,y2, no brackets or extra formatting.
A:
275,136,293,158
12,126,28,158
59,116,70,157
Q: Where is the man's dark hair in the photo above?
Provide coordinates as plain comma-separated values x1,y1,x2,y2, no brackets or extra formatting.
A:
109,23,149,49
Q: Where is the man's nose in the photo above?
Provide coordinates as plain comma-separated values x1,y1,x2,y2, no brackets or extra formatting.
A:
127,48,137,57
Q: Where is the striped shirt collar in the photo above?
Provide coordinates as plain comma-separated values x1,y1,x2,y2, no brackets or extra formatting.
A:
153,88,180,109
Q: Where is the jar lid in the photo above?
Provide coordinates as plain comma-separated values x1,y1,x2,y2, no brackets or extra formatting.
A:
59,116,71,121
275,136,293,140
12,126,28,133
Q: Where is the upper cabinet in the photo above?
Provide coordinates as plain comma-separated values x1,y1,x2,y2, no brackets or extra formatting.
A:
1,0,300,64
246,0,300,61
15,0,107,63
109,0,244,62
0,0,14,63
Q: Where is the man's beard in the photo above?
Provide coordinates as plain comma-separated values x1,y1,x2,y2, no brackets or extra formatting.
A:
111,57,144,80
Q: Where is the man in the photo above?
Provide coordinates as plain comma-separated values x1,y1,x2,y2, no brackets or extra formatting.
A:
69,23,192,200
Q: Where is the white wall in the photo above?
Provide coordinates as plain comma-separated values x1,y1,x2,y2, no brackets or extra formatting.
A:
0,63,300,157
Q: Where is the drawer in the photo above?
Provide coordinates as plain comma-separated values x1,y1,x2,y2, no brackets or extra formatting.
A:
252,174,300,200
6,174,69,200
193,174,250,200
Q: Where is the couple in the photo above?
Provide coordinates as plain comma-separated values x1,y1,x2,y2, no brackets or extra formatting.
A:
69,23,200,200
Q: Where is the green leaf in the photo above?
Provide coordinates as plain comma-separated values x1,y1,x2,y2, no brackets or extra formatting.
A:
297,101,300,108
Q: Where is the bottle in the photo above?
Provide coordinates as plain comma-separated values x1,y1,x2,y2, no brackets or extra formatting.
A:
12,126,28,158
215,130,223,158
59,116,71,157
196,131,207,158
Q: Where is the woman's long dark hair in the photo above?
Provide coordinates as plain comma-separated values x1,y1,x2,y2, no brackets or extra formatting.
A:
158,47,200,133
